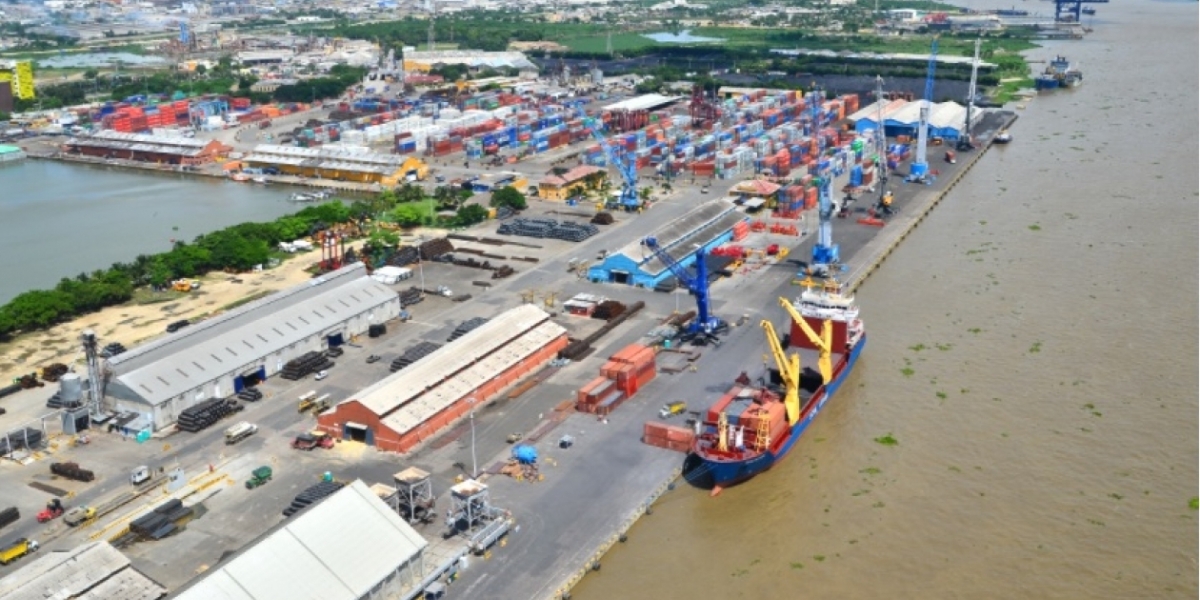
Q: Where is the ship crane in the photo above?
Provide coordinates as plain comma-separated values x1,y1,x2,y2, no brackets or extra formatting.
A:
761,319,802,425
643,236,725,342
807,86,840,277
777,296,833,384
907,37,939,183
580,110,641,210
957,39,982,152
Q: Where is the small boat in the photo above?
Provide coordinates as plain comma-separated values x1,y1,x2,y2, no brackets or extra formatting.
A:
251,177,268,184
1082,7,1095,15
994,130,1013,145
230,173,250,182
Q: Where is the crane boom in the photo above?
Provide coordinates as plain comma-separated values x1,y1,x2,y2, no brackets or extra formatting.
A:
910,37,939,180
761,319,802,425
958,39,982,151
777,297,833,384
643,236,720,335
809,86,839,274
581,114,640,210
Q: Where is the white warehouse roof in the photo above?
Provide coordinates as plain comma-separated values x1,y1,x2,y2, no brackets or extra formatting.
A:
353,304,562,417
602,93,682,112
173,480,427,600
108,264,396,407
883,100,968,130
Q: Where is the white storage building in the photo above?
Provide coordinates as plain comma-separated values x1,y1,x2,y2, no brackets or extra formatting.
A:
104,264,401,431
172,480,429,600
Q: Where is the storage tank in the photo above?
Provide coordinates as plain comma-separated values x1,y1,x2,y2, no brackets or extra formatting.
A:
59,372,83,405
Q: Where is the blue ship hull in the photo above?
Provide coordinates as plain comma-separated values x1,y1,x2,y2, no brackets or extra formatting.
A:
698,333,866,488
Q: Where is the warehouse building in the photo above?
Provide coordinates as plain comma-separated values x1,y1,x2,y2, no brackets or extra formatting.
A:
317,305,568,453
0,541,166,600
63,131,230,165
105,264,401,432
173,480,429,600
588,199,747,288
849,99,975,141
403,50,538,73
244,144,428,185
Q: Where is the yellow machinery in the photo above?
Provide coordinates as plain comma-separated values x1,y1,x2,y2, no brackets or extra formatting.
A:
761,319,802,425
777,297,833,384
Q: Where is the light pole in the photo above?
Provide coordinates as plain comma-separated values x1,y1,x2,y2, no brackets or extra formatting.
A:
467,397,478,479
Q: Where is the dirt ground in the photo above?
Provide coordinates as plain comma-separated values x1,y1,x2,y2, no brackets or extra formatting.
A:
0,249,326,384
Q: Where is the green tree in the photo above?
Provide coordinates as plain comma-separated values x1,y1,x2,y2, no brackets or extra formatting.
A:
0,290,76,334
396,183,426,204
639,187,653,202
454,204,489,227
390,204,426,227
83,68,99,80
490,186,527,210
367,227,400,248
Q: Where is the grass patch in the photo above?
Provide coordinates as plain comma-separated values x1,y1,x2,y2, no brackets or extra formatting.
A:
936,391,947,400
1029,341,1043,354
860,467,881,475
1028,224,1042,231
874,433,898,446
908,343,926,352
1189,497,1198,510
900,367,914,377
813,555,826,562
790,562,804,570
133,288,187,305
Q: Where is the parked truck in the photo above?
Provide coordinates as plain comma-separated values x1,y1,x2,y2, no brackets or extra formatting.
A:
0,538,38,565
63,506,96,527
291,431,334,451
36,499,64,523
245,466,273,490
659,401,688,419
224,422,258,445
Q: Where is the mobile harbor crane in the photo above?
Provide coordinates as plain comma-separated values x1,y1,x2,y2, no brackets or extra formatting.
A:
578,110,641,211
957,39,983,152
907,37,939,184
806,86,840,277
643,236,726,344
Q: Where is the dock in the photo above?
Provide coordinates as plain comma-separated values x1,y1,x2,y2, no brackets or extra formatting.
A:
449,110,1019,600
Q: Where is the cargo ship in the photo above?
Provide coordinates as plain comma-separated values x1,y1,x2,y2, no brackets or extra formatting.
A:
689,279,865,495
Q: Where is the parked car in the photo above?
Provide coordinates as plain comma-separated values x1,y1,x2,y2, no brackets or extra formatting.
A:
314,370,329,381
366,355,382,364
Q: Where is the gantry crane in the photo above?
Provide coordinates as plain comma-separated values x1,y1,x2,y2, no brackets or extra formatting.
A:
579,109,641,211
777,296,833,384
643,236,725,341
807,86,840,276
957,39,982,152
908,37,939,183
761,319,802,425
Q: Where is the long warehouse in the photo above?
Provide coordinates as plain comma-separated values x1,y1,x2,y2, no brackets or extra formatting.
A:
317,305,567,453
105,264,401,432
587,199,747,288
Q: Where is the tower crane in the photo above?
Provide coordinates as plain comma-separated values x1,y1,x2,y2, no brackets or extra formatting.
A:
579,110,641,210
907,37,939,183
957,39,982,152
643,236,725,342
807,86,839,276
777,296,833,385
761,319,802,425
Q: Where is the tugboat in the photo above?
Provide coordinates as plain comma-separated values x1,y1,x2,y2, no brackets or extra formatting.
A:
1037,55,1084,90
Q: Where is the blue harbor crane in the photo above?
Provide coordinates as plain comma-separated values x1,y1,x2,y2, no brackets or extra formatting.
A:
807,86,840,277
908,37,939,183
579,111,641,211
642,236,726,342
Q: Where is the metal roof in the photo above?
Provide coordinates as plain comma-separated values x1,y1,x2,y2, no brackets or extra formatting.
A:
602,93,682,112
249,144,409,169
173,480,427,600
108,264,396,407
381,321,564,435
93,130,210,148
615,199,745,276
846,98,910,125
353,304,560,417
0,541,165,600
66,130,214,157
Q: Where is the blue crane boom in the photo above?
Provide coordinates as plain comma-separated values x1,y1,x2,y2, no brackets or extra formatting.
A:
910,37,939,180
643,236,721,335
808,87,839,274
579,113,641,210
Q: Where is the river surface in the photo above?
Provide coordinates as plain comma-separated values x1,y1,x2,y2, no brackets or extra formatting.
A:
576,1,1199,598
0,160,302,303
